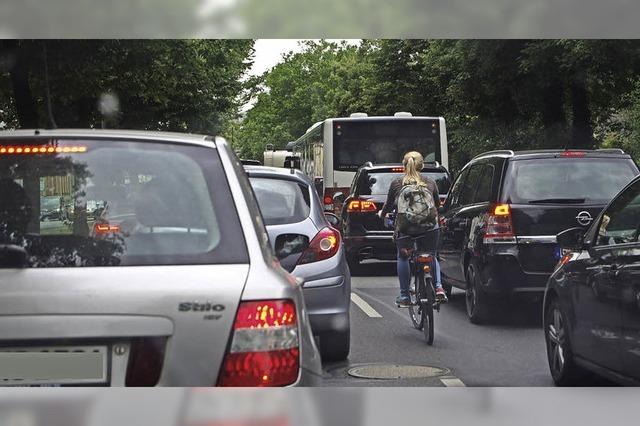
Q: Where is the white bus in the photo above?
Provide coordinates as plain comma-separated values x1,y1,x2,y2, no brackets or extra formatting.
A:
291,112,448,210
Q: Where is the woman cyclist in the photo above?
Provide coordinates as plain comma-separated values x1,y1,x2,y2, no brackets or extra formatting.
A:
377,151,447,306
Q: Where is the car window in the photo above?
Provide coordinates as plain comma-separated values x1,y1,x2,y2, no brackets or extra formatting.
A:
596,179,640,246
473,164,494,203
505,158,638,204
0,138,248,267
446,168,469,209
357,170,450,196
458,164,482,206
250,177,311,226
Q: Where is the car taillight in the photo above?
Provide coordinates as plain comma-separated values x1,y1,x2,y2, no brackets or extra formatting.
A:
218,300,299,387
484,204,516,243
346,199,377,213
94,223,120,234
297,227,340,265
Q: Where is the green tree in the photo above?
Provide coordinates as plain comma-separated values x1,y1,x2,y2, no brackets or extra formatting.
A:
0,40,254,134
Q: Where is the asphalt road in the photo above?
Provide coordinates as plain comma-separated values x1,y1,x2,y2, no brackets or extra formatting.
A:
321,261,555,387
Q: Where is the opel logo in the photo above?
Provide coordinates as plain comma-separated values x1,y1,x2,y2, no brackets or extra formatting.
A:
576,211,593,226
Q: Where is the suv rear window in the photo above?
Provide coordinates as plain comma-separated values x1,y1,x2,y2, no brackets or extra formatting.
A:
357,170,451,196
0,138,248,267
249,177,311,225
504,157,638,204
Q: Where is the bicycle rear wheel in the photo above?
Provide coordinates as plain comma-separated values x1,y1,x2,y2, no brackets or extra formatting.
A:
423,276,435,346
408,271,425,330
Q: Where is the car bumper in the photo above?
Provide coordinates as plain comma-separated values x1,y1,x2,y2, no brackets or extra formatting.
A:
292,251,351,335
344,233,395,261
301,275,350,334
479,246,552,296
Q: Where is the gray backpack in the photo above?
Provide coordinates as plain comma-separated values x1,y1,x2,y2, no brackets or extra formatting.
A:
396,183,438,235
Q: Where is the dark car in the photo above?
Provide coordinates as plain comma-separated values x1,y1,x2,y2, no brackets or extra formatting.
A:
335,162,451,271
439,149,639,324
544,175,640,385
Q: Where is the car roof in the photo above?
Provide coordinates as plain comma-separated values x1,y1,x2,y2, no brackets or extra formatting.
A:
243,165,311,184
359,163,449,173
0,129,217,149
471,148,632,162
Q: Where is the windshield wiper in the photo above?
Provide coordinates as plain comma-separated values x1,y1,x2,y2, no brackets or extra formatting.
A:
0,244,29,268
528,198,586,204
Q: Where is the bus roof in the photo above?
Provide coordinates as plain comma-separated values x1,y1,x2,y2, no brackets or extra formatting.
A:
303,115,444,135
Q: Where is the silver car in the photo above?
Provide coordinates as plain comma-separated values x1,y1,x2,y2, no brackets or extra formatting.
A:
245,166,351,361
0,129,322,386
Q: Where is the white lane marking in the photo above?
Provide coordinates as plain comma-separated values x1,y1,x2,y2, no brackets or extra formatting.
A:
351,292,383,318
440,377,466,387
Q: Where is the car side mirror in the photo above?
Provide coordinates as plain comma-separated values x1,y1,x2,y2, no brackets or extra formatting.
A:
274,234,308,260
0,244,28,268
556,227,585,251
324,212,340,228
332,192,344,204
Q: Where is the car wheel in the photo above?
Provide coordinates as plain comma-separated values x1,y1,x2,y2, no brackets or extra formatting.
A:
544,297,582,386
347,255,360,275
320,330,350,362
465,262,491,324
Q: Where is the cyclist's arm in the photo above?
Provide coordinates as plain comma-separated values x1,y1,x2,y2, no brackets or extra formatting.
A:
380,179,401,216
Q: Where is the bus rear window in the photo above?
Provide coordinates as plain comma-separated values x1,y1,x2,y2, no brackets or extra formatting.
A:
0,138,248,267
333,119,441,171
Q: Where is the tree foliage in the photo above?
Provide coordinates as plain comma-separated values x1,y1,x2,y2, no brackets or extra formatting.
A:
0,40,254,134
235,39,640,172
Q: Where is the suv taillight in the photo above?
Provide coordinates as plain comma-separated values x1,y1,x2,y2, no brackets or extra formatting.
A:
484,204,516,243
346,199,377,213
217,300,299,387
297,227,340,265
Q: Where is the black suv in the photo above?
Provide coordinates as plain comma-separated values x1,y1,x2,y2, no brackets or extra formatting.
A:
336,163,451,271
439,149,639,324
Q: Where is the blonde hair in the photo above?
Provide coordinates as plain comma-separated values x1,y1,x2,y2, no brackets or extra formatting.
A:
402,151,425,186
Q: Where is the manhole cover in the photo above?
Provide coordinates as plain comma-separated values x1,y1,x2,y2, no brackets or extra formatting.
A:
347,364,449,380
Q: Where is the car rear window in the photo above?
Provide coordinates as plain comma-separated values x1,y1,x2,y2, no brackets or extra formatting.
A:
357,170,451,195
0,138,248,267
504,157,639,204
249,177,311,225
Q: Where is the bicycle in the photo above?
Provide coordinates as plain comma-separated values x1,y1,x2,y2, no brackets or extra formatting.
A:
396,230,444,346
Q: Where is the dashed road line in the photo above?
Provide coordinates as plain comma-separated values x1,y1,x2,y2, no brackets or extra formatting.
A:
440,377,466,387
351,292,383,318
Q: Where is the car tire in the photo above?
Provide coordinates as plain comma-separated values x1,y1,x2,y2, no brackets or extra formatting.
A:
544,296,583,386
320,329,350,362
347,255,361,275
465,261,491,324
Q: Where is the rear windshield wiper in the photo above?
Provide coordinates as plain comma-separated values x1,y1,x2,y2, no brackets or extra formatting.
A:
0,244,29,268
528,198,586,204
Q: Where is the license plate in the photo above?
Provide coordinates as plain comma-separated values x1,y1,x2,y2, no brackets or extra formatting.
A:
0,346,108,386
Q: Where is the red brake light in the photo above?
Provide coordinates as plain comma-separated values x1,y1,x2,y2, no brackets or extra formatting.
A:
0,145,87,155
94,223,120,234
484,203,515,243
560,151,586,158
297,227,340,265
391,167,405,172
323,195,333,205
218,300,299,387
347,199,377,213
